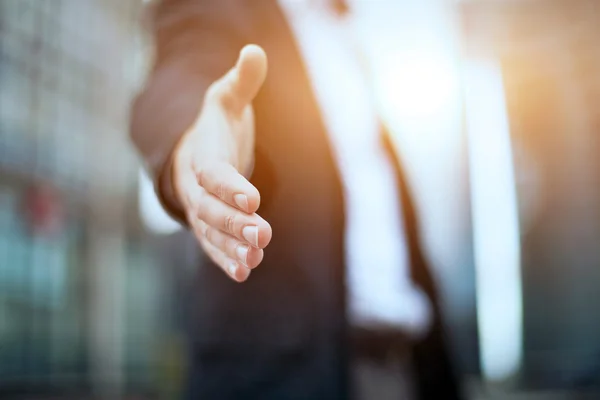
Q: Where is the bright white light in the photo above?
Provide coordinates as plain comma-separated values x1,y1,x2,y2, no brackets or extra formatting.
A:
464,58,523,382
378,50,460,124
138,169,182,235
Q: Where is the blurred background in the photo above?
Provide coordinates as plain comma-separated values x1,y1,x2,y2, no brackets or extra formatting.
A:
1,0,600,398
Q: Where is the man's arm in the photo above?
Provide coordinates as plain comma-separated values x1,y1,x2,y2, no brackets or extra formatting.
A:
130,0,247,221
129,0,271,282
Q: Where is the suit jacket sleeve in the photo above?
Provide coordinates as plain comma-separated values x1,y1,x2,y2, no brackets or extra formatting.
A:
129,0,250,223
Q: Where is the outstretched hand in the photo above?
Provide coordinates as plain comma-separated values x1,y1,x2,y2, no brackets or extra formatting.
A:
172,45,271,282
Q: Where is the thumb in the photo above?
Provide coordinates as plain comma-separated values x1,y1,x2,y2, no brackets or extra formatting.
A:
213,44,268,114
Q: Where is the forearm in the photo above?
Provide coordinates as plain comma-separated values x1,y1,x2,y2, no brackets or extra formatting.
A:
130,61,212,222
130,62,210,180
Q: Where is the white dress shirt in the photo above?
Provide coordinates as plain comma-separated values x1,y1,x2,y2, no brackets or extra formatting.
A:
278,0,432,337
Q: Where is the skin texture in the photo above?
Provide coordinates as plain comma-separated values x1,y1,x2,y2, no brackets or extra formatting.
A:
172,45,272,282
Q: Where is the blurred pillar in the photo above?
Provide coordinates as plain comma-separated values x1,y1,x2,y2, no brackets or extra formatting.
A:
87,226,126,399
0,0,143,394
68,0,141,398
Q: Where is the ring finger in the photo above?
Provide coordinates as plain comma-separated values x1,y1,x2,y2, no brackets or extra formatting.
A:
205,226,264,269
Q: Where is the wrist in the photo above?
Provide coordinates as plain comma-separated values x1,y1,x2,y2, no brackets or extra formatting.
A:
156,152,188,224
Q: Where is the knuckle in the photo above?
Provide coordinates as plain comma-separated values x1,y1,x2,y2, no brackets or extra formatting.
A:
195,166,207,187
225,236,238,253
199,220,209,235
204,227,213,243
197,228,208,244
190,192,207,220
186,189,203,215
224,214,236,234
195,203,207,221
192,221,206,241
215,182,226,200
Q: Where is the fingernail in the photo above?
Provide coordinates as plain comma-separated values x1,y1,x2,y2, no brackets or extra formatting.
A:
236,244,249,264
234,194,249,212
238,266,251,282
228,261,238,276
242,225,259,247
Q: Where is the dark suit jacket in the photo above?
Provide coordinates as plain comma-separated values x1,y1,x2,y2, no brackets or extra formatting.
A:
130,1,462,399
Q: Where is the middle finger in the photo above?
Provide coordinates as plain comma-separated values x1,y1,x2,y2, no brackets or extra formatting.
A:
195,192,272,248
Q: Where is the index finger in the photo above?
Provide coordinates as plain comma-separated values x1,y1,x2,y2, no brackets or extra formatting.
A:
195,162,260,214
